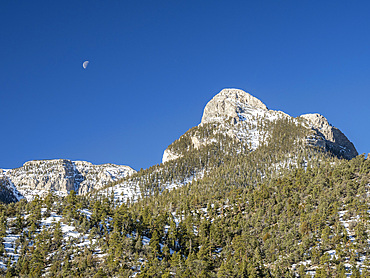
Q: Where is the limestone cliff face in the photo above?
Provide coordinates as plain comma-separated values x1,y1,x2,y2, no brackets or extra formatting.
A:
73,161,136,194
201,88,268,124
3,159,136,200
162,88,358,163
8,160,77,194
300,113,358,160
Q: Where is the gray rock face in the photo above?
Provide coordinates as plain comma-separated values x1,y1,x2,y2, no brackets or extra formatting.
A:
300,113,358,160
162,88,359,163
8,160,77,196
73,161,136,194
201,88,268,124
3,159,136,200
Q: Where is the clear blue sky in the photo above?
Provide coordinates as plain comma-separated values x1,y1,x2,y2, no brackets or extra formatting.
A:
1,1,369,170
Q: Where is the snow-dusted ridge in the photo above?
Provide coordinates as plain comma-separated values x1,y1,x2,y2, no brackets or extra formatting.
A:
1,159,136,201
0,88,359,204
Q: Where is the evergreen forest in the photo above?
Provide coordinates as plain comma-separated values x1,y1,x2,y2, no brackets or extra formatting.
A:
0,118,369,278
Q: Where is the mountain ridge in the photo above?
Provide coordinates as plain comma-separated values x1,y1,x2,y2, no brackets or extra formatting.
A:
0,88,359,203
0,159,136,201
0,88,368,278
163,88,358,163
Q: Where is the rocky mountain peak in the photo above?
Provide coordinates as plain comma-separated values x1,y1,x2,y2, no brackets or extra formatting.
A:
300,113,358,160
201,88,268,124
163,88,359,164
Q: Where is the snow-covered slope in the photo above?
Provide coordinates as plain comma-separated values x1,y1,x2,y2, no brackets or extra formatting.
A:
100,170,205,206
1,159,136,201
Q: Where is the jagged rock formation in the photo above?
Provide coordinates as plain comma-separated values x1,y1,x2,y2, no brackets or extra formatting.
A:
162,88,358,163
2,159,136,200
300,113,358,160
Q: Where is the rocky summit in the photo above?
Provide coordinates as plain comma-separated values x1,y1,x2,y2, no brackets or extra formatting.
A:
163,88,358,163
201,88,268,124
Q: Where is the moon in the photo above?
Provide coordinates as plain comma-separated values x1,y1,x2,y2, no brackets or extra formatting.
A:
82,61,89,69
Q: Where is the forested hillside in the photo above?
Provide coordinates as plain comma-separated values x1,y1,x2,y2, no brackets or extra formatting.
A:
0,113,369,277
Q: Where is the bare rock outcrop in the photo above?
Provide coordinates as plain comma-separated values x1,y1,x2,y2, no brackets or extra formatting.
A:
300,113,358,160
8,160,77,195
201,88,268,124
3,159,136,200
162,149,181,164
73,161,136,194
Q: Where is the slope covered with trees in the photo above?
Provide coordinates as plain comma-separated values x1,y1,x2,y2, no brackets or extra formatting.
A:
0,116,368,277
